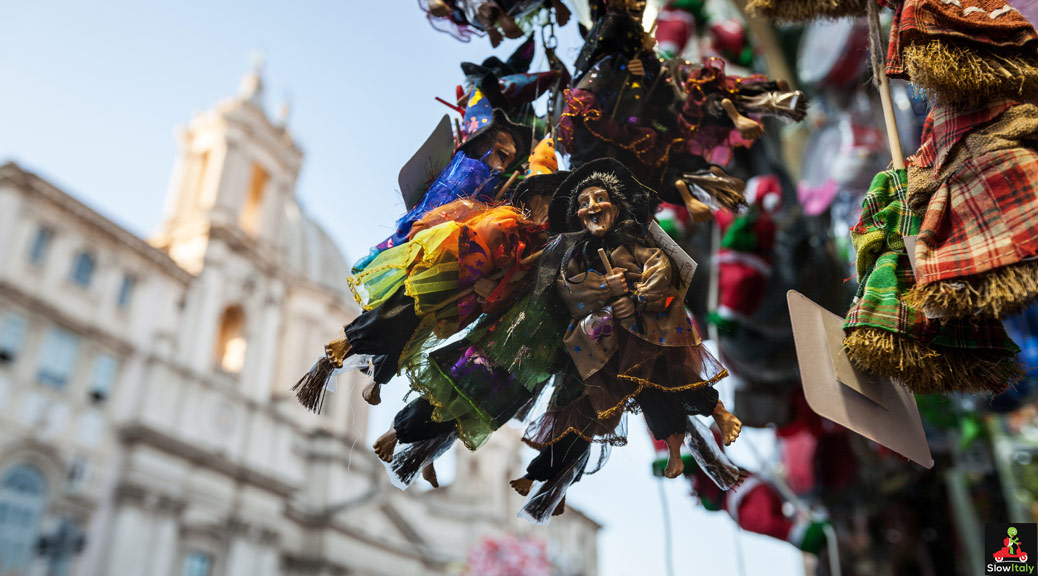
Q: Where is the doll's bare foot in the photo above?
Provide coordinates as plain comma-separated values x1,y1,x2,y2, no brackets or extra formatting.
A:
422,464,439,488
324,336,353,368
427,0,452,17
721,98,764,140
373,427,398,463
713,401,742,446
552,496,567,516
510,477,533,496
674,180,713,223
663,433,685,478
362,382,382,406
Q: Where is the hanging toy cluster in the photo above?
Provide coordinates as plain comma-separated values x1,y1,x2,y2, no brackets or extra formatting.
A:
287,0,1035,535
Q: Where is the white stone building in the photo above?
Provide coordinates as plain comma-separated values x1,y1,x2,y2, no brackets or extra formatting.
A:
0,70,599,576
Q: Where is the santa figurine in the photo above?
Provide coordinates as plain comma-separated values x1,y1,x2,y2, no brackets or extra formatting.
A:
709,174,781,333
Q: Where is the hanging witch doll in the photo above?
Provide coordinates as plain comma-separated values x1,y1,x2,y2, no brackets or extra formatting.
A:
512,158,742,523
352,109,531,273
371,172,571,489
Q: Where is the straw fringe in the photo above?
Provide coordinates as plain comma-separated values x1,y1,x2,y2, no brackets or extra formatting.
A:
843,328,1019,394
746,0,869,21
291,336,352,413
906,260,1038,319
903,40,1038,107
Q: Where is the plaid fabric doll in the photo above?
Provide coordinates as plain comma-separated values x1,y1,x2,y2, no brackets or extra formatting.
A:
885,0,1038,106
843,169,1021,394
905,100,1038,319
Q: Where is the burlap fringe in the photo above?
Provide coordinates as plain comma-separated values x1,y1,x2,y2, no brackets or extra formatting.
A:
843,328,1020,394
746,0,868,21
905,164,939,214
906,260,1038,319
903,40,1038,108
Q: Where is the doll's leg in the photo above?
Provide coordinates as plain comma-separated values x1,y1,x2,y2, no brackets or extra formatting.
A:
712,400,742,446
514,435,591,519
638,388,689,478
720,98,764,140
362,381,382,406
380,398,458,486
376,398,457,462
674,179,714,223
373,426,398,463
345,289,422,406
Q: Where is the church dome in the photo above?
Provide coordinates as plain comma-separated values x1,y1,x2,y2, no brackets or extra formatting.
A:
281,201,350,294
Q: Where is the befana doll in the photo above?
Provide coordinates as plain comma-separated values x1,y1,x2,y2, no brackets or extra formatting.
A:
352,108,531,273
512,158,742,523
293,192,545,412
371,172,570,488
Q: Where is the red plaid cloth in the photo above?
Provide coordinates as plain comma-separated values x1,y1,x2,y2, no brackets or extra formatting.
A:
915,102,1038,285
909,99,1017,175
887,0,1038,78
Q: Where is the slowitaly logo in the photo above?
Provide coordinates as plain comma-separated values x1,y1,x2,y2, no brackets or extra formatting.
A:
986,523,1037,574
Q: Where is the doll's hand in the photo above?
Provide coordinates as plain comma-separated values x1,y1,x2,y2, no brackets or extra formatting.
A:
612,297,635,319
605,269,628,297
628,59,646,77
474,277,498,299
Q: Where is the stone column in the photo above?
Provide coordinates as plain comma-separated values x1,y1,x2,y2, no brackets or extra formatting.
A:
104,483,185,576
224,519,281,576
145,495,185,576
104,485,153,575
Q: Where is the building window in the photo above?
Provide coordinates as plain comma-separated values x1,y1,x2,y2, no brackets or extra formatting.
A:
0,313,28,364
70,252,96,288
214,305,247,374
182,550,213,576
87,354,118,402
36,327,80,389
240,163,268,236
0,465,48,576
116,275,135,309
27,226,54,266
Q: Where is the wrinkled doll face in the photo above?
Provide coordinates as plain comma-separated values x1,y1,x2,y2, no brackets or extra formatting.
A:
577,186,618,237
483,131,517,172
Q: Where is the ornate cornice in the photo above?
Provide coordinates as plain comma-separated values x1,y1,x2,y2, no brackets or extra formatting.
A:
113,482,186,516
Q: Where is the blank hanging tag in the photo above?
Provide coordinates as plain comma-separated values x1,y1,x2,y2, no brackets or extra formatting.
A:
787,290,933,468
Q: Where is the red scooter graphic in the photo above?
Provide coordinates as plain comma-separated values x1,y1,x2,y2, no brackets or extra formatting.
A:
994,535,1028,563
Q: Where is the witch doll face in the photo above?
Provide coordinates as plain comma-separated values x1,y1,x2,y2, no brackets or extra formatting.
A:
577,186,618,237
483,131,518,172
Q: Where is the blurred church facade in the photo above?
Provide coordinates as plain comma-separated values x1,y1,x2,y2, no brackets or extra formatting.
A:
0,69,599,576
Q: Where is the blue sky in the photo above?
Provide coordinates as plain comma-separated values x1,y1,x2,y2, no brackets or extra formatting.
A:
0,2,803,574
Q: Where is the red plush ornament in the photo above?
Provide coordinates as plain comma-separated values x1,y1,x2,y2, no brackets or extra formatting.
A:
653,427,830,553
709,175,782,332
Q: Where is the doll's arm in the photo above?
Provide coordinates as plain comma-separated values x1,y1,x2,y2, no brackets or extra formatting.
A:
556,271,614,318
633,246,674,312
